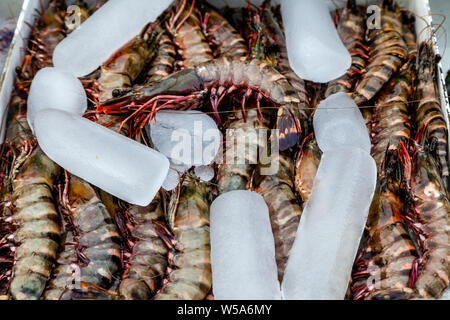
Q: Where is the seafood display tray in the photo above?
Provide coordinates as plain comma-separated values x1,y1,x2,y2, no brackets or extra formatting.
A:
0,0,450,300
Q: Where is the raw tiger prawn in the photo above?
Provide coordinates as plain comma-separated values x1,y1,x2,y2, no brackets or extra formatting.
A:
25,0,67,75
351,151,418,300
253,149,303,282
94,23,161,103
0,93,37,298
294,134,321,205
325,0,368,98
246,14,304,281
144,25,177,84
166,0,213,69
402,11,418,60
353,0,408,106
43,175,121,300
102,56,308,151
371,59,415,172
217,108,267,194
117,195,169,300
0,0,72,298
4,147,62,300
414,43,449,189
153,176,212,300
200,2,248,59
257,1,310,118
399,141,450,299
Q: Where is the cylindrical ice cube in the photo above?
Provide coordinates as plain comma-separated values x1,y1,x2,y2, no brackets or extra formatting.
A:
53,0,174,77
27,68,87,132
281,148,377,300
34,109,170,206
281,0,351,83
210,191,282,300
313,92,371,153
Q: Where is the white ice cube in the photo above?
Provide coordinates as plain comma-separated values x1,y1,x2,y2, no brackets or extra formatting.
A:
194,165,215,182
440,288,450,300
34,109,169,206
27,67,87,132
53,0,174,77
313,92,371,153
149,111,222,167
282,148,377,300
281,0,351,83
211,191,282,300
162,168,182,191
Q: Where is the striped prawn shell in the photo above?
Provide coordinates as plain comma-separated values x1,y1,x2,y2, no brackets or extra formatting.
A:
253,152,303,282
415,43,449,188
8,149,61,300
171,7,213,69
371,62,414,172
5,95,34,150
201,4,248,58
119,196,169,300
401,12,418,59
351,183,418,300
325,5,368,97
145,27,177,84
294,135,321,205
260,5,311,117
217,109,268,194
408,149,450,298
154,177,211,300
97,24,157,103
28,0,67,72
194,57,309,150
353,6,408,106
43,176,121,300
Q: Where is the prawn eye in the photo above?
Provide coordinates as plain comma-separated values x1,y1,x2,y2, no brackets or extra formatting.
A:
112,89,122,97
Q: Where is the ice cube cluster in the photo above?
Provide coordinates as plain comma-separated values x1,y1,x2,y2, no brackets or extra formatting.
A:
281,92,377,300
29,0,172,205
281,0,351,83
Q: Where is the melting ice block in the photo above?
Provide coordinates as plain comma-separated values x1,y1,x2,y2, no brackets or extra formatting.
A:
34,109,169,206
281,148,377,300
211,191,281,300
162,168,182,192
313,92,371,153
53,0,173,77
281,0,351,83
27,68,87,132
149,111,222,167
194,165,215,182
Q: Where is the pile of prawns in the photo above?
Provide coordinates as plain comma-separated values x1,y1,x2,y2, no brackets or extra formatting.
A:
0,0,448,300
